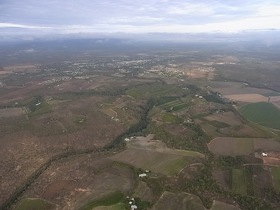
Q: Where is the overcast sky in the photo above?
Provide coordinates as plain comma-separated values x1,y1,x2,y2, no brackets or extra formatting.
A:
1,0,280,35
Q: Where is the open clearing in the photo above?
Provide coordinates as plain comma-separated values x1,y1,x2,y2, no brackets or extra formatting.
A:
111,135,204,176
208,81,273,96
271,166,280,193
224,94,268,103
239,102,280,130
152,191,205,210
205,111,242,127
126,83,186,99
14,198,56,210
208,137,280,156
211,200,240,210
0,107,25,118
231,169,247,195
152,191,240,210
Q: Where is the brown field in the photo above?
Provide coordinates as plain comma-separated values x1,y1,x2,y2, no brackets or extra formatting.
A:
197,114,266,138
152,191,205,210
0,107,25,118
133,181,153,202
208,137,280,156
250,165,273,197
211,200,241,210
224,94,268,103
269,96,280,102
3,64,38,73
42,180,78,200
0,83,50,104
213,170,231,190
185,69,215,80
208,81,273,95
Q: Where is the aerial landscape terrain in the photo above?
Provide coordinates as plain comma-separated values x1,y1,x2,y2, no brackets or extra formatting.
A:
1,0,280,209
0,38,280,210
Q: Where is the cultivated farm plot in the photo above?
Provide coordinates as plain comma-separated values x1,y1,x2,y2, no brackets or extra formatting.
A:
208,137,280,156
271,166,280,193
209,81,273,96
231,169,247,195
239,102,280,130
79,191,125,210
224,94,268,103
111,136,204,176
159,99,189,112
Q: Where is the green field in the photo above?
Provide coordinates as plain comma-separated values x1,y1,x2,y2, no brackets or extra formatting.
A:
92,203,126,210
14,198,56,210
79,192,124,210
159,99,188,112
271,166,280,193
161,112,181,123
231,169,247,195
239,102,280,130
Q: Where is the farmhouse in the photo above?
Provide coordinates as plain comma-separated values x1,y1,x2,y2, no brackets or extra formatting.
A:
261,152,268,157
131,205,138,210
138,173,147,177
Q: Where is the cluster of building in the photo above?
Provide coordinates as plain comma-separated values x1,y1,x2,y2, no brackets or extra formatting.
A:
127,197,138,210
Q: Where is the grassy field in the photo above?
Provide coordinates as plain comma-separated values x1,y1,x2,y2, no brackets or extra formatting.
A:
271,166,280,193
239,102,280,130
28,101,52,117
111,137,204,176
79,192,124,210
159,99,189,112
112,147,200,176
92,203,126,210
14,198,56,210
232,169,247,195
161,112,181,123
208,137,254,156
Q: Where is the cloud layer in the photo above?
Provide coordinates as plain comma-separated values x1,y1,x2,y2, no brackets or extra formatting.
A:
1,0,280,34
